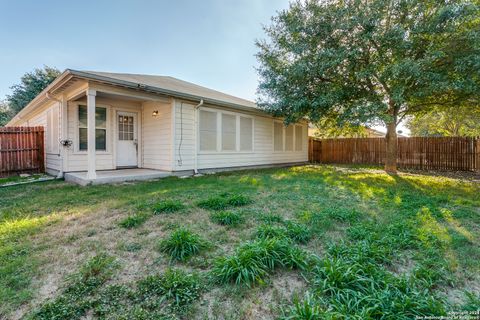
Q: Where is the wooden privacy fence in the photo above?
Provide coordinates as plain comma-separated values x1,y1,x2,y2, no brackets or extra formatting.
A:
309,137,480,171
0,127,45,177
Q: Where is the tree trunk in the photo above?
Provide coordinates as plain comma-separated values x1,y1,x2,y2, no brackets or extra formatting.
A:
385,121,398,174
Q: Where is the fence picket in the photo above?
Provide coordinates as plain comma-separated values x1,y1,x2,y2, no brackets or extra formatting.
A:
0,126,45,177
309,136,479,172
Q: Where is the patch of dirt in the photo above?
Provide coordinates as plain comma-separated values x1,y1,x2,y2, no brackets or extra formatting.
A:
195,271,307,320
445,278,480,306
11,206,166,320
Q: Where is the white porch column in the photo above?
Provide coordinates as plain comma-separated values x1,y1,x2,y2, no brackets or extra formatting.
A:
59,95,68,177
86,89,97,180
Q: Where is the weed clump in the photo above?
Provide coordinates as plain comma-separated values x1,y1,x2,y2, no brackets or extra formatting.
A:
33,254,118,320
211,238,308,286
118,214,148,229
153,200,185,214
210,210,243,226
159,228,206,261
197,193,252,211
137,269,202,308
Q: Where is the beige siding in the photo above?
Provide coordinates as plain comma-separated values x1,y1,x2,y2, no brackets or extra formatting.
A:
173,101,195,170
142,101,172,171
21,101,62,174
173,100,308,171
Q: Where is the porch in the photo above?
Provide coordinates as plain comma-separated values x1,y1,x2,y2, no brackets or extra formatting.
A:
64,168,172,186
57,80,174,182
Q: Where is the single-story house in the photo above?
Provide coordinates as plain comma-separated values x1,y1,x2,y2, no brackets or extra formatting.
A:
7,70,308,185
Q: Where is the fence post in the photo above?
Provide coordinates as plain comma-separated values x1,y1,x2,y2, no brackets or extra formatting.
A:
37,127,45,173
476,137,480,172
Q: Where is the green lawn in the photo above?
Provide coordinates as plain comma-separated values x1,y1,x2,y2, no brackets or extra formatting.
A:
0,165,479,319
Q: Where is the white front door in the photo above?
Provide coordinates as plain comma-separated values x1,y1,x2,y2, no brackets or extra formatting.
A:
116,112,138,167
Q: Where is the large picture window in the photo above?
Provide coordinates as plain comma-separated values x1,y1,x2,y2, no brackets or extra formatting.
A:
274,122,283,151
78,105,107,151
285,125,294,151
222,113,236,151
239,117,253,151
295,125,303,151
199,109,253,152
199,110,217,151
274,121,304,152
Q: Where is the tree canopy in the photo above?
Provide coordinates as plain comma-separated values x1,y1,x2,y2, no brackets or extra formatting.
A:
256,0,480,172
406,106,480,137
0,101,13,126
6,66,61,114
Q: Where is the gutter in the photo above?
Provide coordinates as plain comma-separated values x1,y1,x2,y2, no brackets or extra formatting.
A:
67,70,262,116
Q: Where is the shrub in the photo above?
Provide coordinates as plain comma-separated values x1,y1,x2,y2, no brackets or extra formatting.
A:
210,210,243,226
197,193,252,211
159,228,206,261
137,269,202,308
153,200,185,214
211,238,307,286
118,214,148,229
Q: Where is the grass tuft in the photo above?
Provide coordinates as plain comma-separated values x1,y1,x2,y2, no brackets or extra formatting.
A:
210,210,243,226
159,228,206,261
279,293,325,320
197,193,252,211
211,238,308,286
32,254,118,320
137,269,202,308
153,200,185,214
118,214,148,229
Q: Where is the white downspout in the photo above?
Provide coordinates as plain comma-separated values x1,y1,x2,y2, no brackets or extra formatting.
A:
193,99,204,174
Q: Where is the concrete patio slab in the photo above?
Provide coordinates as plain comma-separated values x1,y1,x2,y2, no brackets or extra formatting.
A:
64,168,172,186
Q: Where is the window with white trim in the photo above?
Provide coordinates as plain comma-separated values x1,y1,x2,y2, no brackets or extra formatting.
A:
199,110,218,151
295,125,303,151
274,121,304,152
46,106,59,154
239,116,253,151
274,121,283,151
221,113,236,151
285,125,294,151
78,105,107,151
199,109,254,152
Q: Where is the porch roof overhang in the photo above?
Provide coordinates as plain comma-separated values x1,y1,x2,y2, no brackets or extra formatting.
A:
7,69,266,126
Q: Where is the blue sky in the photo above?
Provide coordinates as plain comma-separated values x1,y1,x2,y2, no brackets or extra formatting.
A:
0,0,290,100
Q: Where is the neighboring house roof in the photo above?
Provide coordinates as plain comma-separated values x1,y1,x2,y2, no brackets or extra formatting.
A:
7,69,260,126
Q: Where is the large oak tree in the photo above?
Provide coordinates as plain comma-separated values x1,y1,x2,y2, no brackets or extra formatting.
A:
256,0,480,173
